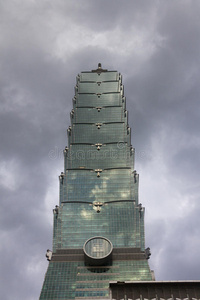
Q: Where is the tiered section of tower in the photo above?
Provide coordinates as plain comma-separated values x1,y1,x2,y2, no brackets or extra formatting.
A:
40,66,153,300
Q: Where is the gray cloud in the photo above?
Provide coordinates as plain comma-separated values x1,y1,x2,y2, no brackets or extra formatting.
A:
1,1,200,299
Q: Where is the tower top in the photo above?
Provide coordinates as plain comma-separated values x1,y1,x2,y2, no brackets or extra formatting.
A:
92,63,108,73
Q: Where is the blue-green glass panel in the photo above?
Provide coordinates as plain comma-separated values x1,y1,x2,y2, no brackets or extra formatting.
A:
40,259,152,299
71,123,127,144
75,93,123,107
80,71,118,82
58,202,137,248
78,82,120,93
66,144,131,169
62,169,134,203
73,107,126,123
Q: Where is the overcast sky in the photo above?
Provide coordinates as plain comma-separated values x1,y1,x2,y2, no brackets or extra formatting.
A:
1,1,200,299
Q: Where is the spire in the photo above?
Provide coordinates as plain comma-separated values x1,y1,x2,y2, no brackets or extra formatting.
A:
92,62,108,73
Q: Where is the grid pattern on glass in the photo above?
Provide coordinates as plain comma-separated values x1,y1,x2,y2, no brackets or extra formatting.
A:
75,93,123,107
75,260,152,280
39,259,152,299
66,144,131,169
80,71,118,81
60,169,135,204
53,201,140,249
71,123,127,144
73,107,126,123
78,82,120,93
39,262,78,300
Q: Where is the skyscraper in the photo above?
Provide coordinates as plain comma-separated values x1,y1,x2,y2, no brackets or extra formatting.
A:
39,64,154,300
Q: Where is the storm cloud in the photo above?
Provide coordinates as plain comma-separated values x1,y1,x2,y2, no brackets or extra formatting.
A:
1,1,200,299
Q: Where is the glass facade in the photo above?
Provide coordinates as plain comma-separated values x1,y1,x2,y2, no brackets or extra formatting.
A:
39,65,153,300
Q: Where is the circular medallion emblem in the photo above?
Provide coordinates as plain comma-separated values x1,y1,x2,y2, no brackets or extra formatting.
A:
83,236,113,265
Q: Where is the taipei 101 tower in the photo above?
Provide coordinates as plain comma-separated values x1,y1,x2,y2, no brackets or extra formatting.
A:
39,64,154,300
